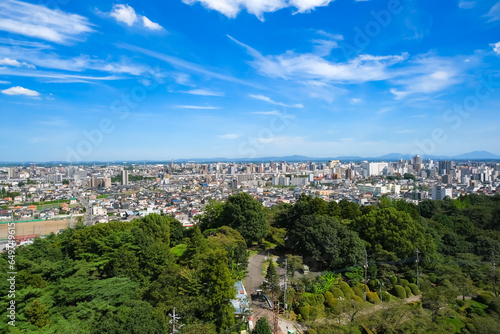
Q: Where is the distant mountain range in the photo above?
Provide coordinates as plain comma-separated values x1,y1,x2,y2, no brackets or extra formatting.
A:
1,151,499,165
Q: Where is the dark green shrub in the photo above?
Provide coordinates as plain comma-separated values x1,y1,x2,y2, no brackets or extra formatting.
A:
339,282,353,300
475,293,493,305
324,291,336,308
299,304,310,320
352,286,364,299
307,330,317,334
400,279,409,287
331,287,344,299
309,306,319,320
393,285,406,299
304,293,317,306
389,276,397,285
405,286,412,297
408,283,419,295
466,300,488,316
381,291,393,302
315,293,325,305
457,299,465,307
368,279,378,292
428,273,437,283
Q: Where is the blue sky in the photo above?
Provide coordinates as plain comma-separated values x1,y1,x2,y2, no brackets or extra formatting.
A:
1,0,500,162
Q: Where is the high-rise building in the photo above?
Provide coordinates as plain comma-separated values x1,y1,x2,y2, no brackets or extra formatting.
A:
432,185,452,200
438,161,454,175
121,170,129,186
345,168,354,180
7,167,15,179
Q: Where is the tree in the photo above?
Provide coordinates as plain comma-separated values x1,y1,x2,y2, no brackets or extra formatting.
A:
197,248,236,331
199,193,268,245
25,299,51,328
286,215,365,268
353,207,435,259
264,260,280,298
285,254,303,278
253,317,272,334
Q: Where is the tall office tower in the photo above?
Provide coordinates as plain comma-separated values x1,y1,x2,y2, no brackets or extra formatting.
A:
7,167,15,179
412,155,423,172
121,170,129,186
438,161,454,175
345,168,354,180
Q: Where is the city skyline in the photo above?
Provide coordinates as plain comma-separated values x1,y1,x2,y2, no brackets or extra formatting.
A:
1,0,500,161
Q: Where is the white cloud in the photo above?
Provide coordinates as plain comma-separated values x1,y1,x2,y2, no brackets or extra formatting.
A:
118,43,259,88
251,110,295,117
0,80,10,84
182,0,333,21
0,58,20,66
0,37,52,49
350,98,363,104
485,2,500,22
1,86,40,97
0,67,121,83
389,54,469,99
142,16,163,30
0,45,155,78
37,117,68,127
0,57,35,68
458,0,476,9
108,4,164,30
229,35,407,83
397,129,416,134
110,4,138,26
249,94,303,108
181,88,225,96
491,41,500,55
0,0,93,44
175,105,220,109
219,134,239,139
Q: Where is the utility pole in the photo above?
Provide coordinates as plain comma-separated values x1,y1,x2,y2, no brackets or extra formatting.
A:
283,258,288,314
379,281,384,303
492,252,497,297
364,250,368,302
416,249,420,289
169,307,180,334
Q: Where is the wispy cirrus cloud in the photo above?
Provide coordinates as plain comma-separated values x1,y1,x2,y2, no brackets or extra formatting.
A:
0,0,94,44
180,88,225,96
37,117,69,127
182,0,334,21
229,35,407,84
118,43,260,88
175,105,220,109
231,35,476,100
0,67,122,83
249,94,303,108
250,110,293,117
2,86,40,97
389,54,473,99
485,2,500,22
0,57,35,68
219,133,239,139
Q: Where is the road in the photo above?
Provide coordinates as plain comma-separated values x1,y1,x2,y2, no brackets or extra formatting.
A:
76,194,93,226
246,253,266,295
246,253,306,333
